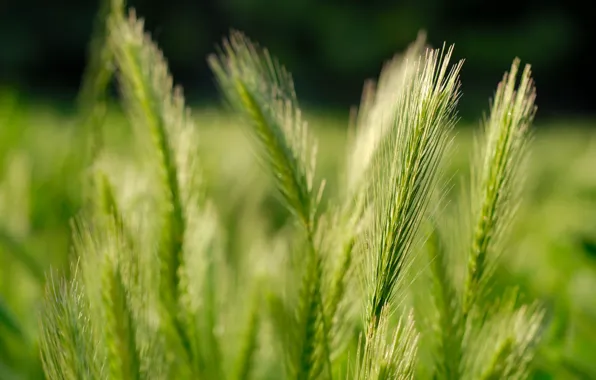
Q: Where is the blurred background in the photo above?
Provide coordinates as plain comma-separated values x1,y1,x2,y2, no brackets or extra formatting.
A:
0,0,594,120
1,1,596,379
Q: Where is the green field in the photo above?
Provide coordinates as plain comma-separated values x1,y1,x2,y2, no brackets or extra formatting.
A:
1,91,596,378
2,2,596,378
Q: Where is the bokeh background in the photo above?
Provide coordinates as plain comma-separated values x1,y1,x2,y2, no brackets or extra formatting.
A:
1,0,594,119
1,1,596,379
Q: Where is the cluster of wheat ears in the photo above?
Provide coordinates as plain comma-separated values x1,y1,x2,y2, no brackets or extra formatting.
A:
39,0,544,379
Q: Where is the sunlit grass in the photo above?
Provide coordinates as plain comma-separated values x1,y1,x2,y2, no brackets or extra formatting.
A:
1,4,596,376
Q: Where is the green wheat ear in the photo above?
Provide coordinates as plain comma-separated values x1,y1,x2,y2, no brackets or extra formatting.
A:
74,204,142,380
208,32,321,233
459,59,543,379
110,9,238,379
362,44,462,329
109,12,195,371
209,32,332,380
464,59,536,313
423,59,543,380
39,269,106,380
319,33,429,360
109,13,187,306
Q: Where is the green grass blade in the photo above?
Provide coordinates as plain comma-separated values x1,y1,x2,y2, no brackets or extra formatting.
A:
210,32,331,380
233,295,261,380
0,227,44,282
110,14,186,308
0,296,23,338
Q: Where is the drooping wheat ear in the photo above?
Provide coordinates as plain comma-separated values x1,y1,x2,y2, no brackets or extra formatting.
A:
363,45,462,329
209,32,330,379
109,10,196,363
78,0,125,163
208,31,320,233
39,269,106,380
354,306,419,380
463,59,536,315
110,12,187,307
111,11,220,377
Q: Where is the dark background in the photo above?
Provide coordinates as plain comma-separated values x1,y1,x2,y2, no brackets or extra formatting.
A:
0,0,594,121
